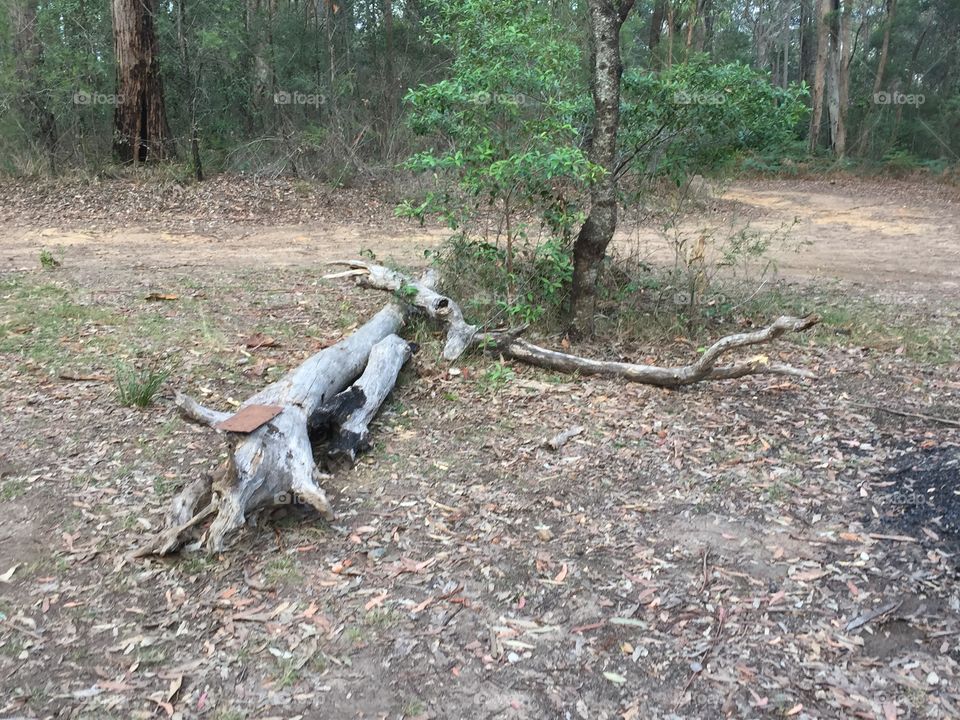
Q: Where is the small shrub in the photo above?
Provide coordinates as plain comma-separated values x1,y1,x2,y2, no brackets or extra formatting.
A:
39,249,60,270
437,234,574,328
115,362,171,408
480,361,515,392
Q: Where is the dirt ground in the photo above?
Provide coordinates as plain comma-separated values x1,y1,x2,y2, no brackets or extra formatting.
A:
0,176,958,719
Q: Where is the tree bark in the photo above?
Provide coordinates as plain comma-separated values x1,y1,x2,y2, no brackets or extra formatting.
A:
481,317,819,386
807,0,831,151
569,0,636,336
176,0,203,180
325,261,477,360
799,0,815,88
330,261,822,388
826,0,851,156
112,0,174,163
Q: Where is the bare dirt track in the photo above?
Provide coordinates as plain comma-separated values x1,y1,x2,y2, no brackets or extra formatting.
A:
1,175,958,293
0,176,958,720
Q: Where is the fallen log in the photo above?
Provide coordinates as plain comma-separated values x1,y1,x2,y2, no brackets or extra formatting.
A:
309,333,413,464
328,261,820,387
143,302,408,554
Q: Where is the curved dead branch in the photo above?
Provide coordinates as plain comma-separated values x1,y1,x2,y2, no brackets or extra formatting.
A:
325,260,477,360
478,316,819,387
329,260,819,387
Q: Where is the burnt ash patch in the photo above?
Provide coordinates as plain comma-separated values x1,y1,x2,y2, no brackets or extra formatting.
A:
874,446,960,552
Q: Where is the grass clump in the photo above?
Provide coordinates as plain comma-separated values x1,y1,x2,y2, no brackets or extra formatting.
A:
115,362,171,408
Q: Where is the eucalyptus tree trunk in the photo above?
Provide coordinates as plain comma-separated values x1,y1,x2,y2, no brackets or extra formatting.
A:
807,0,831,151
11,0,58,169
825,0,852,156
649,0,666,68
112,0,174,163
569,0,636,335
247,0,276,129
856,0,896,155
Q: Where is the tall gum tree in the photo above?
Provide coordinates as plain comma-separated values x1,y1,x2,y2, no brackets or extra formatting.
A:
112,0,173,163
569,0,636,334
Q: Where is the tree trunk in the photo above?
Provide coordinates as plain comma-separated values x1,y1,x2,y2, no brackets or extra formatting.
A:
248,0,275,129
856,0,896,155
833,0,852,156
807,0,831,152
693,0,713,52
799,0,815,88
112,0,173,163
824,0,852,156
649,0,666,68
176,0,203,181
384,0,395,109
569,0,635,335
331,262,823,389
11,0,58,169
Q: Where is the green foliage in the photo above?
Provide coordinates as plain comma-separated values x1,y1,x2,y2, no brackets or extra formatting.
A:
437,235,574,326
480,360,515,393
402,0,597,240
115,362,171,408
619,59,809,186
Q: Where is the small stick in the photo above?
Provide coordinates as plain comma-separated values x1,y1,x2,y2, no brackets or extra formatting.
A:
845,600,902,632
850,402,960,428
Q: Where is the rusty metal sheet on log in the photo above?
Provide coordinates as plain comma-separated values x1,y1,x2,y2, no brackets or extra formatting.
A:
215,405,285,433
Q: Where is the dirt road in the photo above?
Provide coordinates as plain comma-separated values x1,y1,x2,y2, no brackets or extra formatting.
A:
2,177,958,297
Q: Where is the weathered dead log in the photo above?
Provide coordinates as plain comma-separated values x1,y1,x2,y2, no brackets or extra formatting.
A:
328,261,819,386
478,316,820,386
147,303,408,554
325,260,477,360
309,333,413,464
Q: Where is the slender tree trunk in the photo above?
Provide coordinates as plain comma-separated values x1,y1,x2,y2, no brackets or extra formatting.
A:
248,0,275,129
112,0,173,163
569,0,636,334
856,0,896,154
701,0,714,53
176,0,203,180
665,1,674,68
11,0,58,170
325,0,339,121
833,0,852,156
889,26,928,153
382,0,396,152
807,0,830,151
825,0,843,154
649,0,666,68
799,0,815,88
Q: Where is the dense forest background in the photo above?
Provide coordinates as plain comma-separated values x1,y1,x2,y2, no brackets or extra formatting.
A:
0,0,957,180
